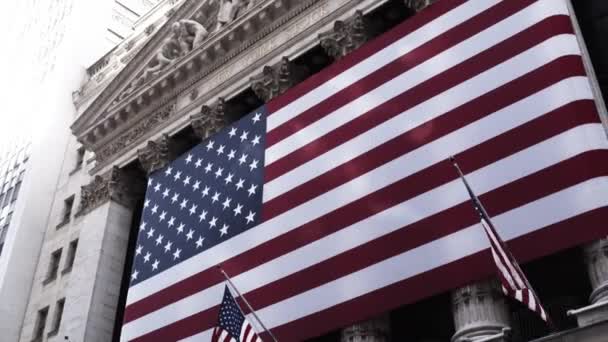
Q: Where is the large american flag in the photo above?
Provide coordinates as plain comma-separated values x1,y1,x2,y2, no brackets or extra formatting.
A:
121,0,608,340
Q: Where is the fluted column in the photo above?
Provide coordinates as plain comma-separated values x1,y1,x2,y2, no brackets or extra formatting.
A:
451,280,511,342
584,239,608,304
341,314,391,342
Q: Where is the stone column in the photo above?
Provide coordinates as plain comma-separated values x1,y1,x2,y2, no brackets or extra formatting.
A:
319,10,370,60
65,167,145,341
451,280,511,342
340,314,391,342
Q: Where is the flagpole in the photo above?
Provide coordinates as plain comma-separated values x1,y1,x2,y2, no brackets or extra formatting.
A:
217,265,279,342
448,156,554,328
448,156,535,287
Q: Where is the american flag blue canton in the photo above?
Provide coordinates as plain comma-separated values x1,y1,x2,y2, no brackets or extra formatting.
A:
216,286,248,340
130,108,267,285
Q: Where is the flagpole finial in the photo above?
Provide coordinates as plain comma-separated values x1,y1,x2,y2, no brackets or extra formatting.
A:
449,155,456,164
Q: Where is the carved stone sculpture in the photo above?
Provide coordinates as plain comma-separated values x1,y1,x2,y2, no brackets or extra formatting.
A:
319,10,369,60
251,57,295,102
191,98,227,140
75,167,137,217
215,0,243,30
341,315,391,342
121,19,209,99
405,0,438,12
175,19,210,52
137,134,172,175
452,280,511,342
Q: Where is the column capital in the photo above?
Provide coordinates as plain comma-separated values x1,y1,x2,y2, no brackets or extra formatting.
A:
405,0,438,12
585,239,608,304
340,314,391,342
75,166,141,217
137,134,173,175
190,98,227,140
452,280,510,342
251,57,296,102
319,10,370,60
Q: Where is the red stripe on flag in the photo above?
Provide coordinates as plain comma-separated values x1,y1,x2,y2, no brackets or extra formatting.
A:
123,97,597,325
268,206,608,340
262,54,585,221
266,0,467,114
265,0,539,149
125,118,606,340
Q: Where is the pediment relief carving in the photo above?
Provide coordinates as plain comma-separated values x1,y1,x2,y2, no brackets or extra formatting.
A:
114,0,257,106
73,0,324,173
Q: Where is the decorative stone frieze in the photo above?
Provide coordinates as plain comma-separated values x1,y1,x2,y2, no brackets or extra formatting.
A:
191,98,228,140
405,0,438,12
95,103,176,165
452,280,511,342
584,239,608,304
75,167,138,217
341,314,391,342
251,57,296,102
137,134,173,175
319,10,369,60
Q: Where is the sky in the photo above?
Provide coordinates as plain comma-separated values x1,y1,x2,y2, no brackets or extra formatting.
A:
0,0,112,151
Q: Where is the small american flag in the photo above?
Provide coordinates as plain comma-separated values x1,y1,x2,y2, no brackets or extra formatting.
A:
212,286,263,342
452,157,550,323
480,219,549,322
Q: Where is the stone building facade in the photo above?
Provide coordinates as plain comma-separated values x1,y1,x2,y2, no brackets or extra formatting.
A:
13,0,608,341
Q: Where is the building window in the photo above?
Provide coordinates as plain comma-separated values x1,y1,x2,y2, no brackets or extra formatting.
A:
2,187,12,208
11,181,21,202
3,212,12,231
72,147,85,173
57,195,74,229
48,298,65,337
62,239,78,274
44,249,62,284
33,306,49,341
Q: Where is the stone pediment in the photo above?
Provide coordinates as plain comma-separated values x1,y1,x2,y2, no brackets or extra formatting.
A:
71,0,305,171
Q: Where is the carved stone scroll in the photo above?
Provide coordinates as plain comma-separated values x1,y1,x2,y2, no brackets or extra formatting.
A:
319,10,369,60
405,0,438,12
75,167,138,217
137,134,173,175
251,57,296,102
341,314,391,342
190,98,228,140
